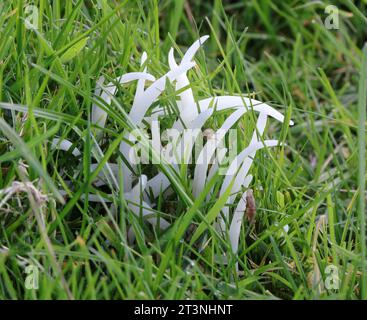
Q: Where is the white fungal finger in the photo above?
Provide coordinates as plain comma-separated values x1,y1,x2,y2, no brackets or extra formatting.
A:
229,175,253,255
225,113,268,208
125,175,170,230
168,48,197,126
145,172,171,199
51,138,81,157
193,108,246,197
199,96,294,125
218,139,280,231
92,72,156,130
181,35,210,64
128,62,196,125
89,163,120,187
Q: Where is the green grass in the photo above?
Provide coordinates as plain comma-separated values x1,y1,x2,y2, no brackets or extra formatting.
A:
0,0,366,300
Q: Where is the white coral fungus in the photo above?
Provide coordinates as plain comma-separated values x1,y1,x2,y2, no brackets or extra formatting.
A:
53,36,293,262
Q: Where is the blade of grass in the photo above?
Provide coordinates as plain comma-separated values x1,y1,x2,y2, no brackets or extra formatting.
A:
0,118,64,204
358,43,367,299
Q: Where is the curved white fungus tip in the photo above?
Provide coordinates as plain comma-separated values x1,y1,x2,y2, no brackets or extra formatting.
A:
166,62,196,82
228,174,253,255
168,47,178,70
116,72,156,84
141,51,148,65
51,138,81,157
168,35,209,69
182,35,210,64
